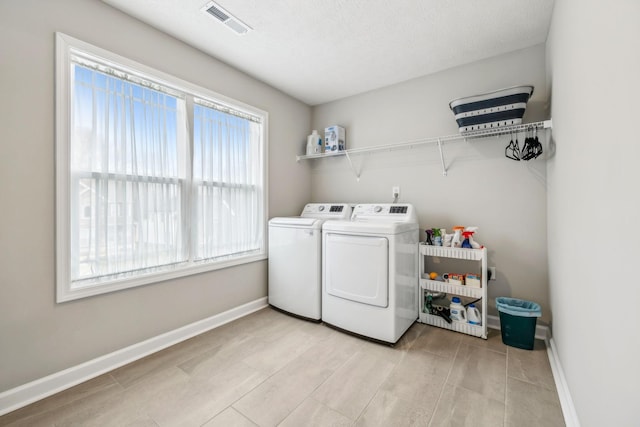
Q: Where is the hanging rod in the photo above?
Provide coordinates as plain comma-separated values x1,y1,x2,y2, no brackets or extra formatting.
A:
295,119,552,162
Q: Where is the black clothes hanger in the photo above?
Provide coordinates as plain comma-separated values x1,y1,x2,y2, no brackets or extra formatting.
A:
505,130,520,161
506,127,543,161
521,127,536,160
531,127,543,159
521,127,543,160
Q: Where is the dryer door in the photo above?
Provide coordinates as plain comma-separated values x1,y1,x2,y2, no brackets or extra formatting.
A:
324,233,388,308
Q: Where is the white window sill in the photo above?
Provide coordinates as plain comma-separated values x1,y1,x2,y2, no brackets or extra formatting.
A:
56,252,267,303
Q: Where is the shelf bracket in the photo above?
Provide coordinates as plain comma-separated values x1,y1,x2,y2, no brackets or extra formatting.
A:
437,138,447,177
343,151,361,181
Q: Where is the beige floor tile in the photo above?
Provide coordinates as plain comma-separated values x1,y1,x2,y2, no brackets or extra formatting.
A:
0,310,565,427
411,326,462,359
220,307,277,330
459,328,508,354
296,329,363,371
294,318,335,340
356,337,407,365
48,367,186,426
430,384,505,427
379,351,450,413
202,407,257,427
447,343,507,400
116,366,196,424
230,308,301,343
242,328,316,375
356,390,431,426
4,378,144,427
507,340,556,390
0,374,118,426
137,363,267,426
177,333,258,377
109,333,224,389
505,377,565,427
232,348,340,426
59,408,158,427
311,351,396,420
279,398,353,427
393,321,426,352
190,319,245,344
3,410,57,426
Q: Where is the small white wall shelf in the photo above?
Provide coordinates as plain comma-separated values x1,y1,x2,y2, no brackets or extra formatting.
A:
296,119,552,180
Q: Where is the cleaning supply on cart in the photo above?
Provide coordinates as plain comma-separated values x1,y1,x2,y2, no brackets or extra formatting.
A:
425,293,452,324
463,226,482,249
425,229,433,245
465,273,481,288
451,226,465,248
461,231,474,248
450,297,467,323
467,304,482,325
432,228,442,246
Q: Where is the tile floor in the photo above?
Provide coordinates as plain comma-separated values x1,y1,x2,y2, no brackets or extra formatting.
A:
0,308,565,426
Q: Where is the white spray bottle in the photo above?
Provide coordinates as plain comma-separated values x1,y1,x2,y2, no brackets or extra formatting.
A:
464,226,482,249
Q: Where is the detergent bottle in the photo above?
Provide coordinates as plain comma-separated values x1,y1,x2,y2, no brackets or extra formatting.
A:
308,130,323,154
450,297,467,323
467,303,482,325
306,135,314,155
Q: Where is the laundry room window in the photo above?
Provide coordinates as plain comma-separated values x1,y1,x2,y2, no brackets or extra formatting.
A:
55,33,267,302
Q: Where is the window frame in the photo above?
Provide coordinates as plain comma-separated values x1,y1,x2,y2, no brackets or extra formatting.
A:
55,32,268,303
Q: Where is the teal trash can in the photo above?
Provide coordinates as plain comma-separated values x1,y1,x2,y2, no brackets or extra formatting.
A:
496,297,541,350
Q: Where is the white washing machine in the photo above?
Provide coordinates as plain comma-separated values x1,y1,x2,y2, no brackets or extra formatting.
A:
322,203,419,344
268,203,352,321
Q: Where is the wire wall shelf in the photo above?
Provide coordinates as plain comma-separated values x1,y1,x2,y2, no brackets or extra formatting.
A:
296,119,552,179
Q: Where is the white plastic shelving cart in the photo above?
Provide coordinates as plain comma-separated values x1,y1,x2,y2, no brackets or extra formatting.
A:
418,244,488,339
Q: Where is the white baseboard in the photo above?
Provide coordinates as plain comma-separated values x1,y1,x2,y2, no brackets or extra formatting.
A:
486,315,579,426
486,314,549,340
546,337,581,427
0,297,268,417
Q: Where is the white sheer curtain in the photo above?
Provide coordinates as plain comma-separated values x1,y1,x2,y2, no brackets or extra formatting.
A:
192,100,264,261
70,63,188,285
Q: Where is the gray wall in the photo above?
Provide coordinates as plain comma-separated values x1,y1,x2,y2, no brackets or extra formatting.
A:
0,0,311,392
546,1,640,425
311,44,551,323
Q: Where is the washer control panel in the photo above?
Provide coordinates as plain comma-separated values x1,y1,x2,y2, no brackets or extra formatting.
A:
351,204,416,222
301,203,352,219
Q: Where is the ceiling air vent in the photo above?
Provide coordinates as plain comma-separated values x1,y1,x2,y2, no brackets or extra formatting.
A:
202,1,252,35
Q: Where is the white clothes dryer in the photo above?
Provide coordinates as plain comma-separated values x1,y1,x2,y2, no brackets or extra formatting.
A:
322,204,419,343
268,203,352,321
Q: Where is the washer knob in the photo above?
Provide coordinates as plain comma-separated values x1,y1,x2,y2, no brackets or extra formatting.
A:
318,205,325,211
374,205,383,213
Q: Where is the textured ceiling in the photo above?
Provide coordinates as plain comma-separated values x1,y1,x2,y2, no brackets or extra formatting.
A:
101,0,555,106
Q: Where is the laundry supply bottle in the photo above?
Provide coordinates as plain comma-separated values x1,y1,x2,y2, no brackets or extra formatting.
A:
450,297,467,323
306,134,314,155
467,303,481,325
308,130,323,154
